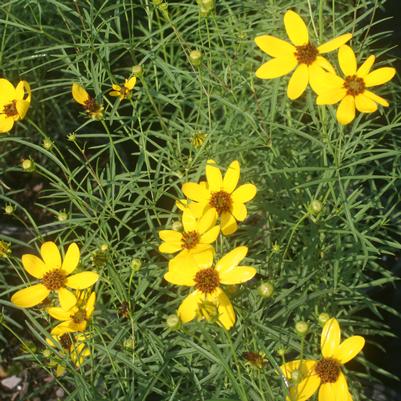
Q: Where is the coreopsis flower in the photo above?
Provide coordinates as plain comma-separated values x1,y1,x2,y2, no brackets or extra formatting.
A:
11,241,99,310
0,78,31,133
316,45,396,125
164,246,256,329
254,10,352,100
109,76,137,100
280,318,365,401
47,291,96,332
72,83,103,119
159,208,219,266
181,160,256,235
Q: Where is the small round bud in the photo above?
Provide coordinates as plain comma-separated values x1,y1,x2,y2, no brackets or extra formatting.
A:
172,220,183,231
258,281,274,298
166,314,181,330
42,138,54,150
309,200,322,215
295,321,309,336
67,132,77,142
0,240,11,258
272,242,281,253
100,243,108,252
4,204,14,215
189,50,202,67
318,313,330,326
123,337,135,350
21,158,35,172
192,131,207,148
131,258,142,272
276,347,286,357
42,349,52,358
132,65,143,77
57,211,68,222
152,0,163,5
199,0,214,15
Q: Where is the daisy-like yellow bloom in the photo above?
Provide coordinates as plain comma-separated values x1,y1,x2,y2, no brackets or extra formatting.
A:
72,83,103,119
109,76,137,100
47,291,96,332
316,45,396,125
159,208,219,264
181,160,256,235
164,246,256,329
11,241,99,311
0,78,31,133
255,10,352,100
280,318,365,401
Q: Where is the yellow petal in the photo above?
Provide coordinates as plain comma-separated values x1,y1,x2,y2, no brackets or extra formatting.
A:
357,55,375,77
318,383,335,401
0,115,14,134
159,230,183,243
206,159,223,192
56,365,66,377
197,208,218,234
159,242,182,253
317,33,352,54
21,254,47,279
336,95,355,125
355,94,377,113
231,184,257,203
321,318,341,358
15,80,31,102
338,45,357,76
62,243,80,274
85,292,96,318
182,182,210,203
219,266,256,285
11,284,50,308
216,246,248,274
66,271,99,289
109,90,120,97
126,76,137,90
287,63,309,100
364,90,389,107
47,306,71,321
284,10,309,46
215,288,235,329
223,160,240,194
314,56,336,74
182,210,197,232
254,35,295,57
291,374,321,401
220,211,238,235
58,287,77,310
177,290,203,323
15,100,30,120
256,56,298,79
41,241,61,269
72,83,89,105
364,67,396,87
316,87,347,105
191,249,214,269
199,225,220,244
231,201,247,221
333,335,365,364
0,78,16,103
318,372,349,401
280,359,316,380
165,259,198,286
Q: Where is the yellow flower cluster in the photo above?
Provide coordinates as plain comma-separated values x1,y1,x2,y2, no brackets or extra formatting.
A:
159,160,257,329
255,10,396,125
10,241,99,376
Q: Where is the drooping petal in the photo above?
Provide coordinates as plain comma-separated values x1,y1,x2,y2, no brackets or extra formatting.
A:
41,241,62,269
72,83,89,105
220,211,238,235
222,160,240,194
159,242,183,253
355,94,377,113
177,291,203,323
287,63,309,100
317,33,352,54
231,201,247,221
255,56,298,79
364,90,389,107
291,374,321,401
316,87,347,105
182,182,210,203
219,266,256,285
58,287,77,310
254,35,296,58
0,115,14,134
206,159,223,192
231,184,257,203
125,76,137,90
196,208,217,234
85,292,96,318
182,210,197,232
66,272,99,289
284,10,309,46
364,67,396,87
333,335,365,364
199,225,220,244
21,254,47,279
280,359,317,380
11,284,50,308
15,100,30,120
0,78,16,103
215,288,235,329
357,55,375,77
47,306,72,321
321,318,341,358
216,246,248,274
15,81,31,102
336,95,355,125
159,230,183,243
338,45,357,76
62,243,80,274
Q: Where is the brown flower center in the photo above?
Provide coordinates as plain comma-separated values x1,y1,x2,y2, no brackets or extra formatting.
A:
72,309,87,324
243,352,266,368
3,101,18,117
84,98,101,114
42,269,67,291
209,191,232,215
194,268,220,294
343,75,365,96
59,333,72,350
181,231,200,250
315,358,341,383
295,43,319,65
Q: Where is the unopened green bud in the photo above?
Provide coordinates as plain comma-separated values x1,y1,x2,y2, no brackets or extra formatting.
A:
132,65,143,77
318,313,330,326
0,241,11,258
67,132,77,142
57,211,68,222
4,204,14,215
276,347,286,357
100,243,108,252
21,158,35,172
309,200,323,215
166,314,181,330
272,242,281,253
189,50,202,67
258,281,274,298
123,337,135,350
152,0,163,5
295,321,309,336
42,349,52,358
131,258,142,271
172,220,182,231
42,137,54,150
192,131,207,148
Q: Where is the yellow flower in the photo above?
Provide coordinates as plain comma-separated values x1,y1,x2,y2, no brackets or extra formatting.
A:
159,208,219,265
0,78,31,133
316,45,396,125
164,246,256,329
254,10,352,100
280,318,365,401
109,76,137,100
47,291,96,332
11,241,99,310
181,160,256,235
72,83,103,119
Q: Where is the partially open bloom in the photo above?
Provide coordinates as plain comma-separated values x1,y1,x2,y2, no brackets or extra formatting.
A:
47,291,96,332
181,160,256,235
11,241,99,310
0,79,31,133
316,45,396,125
109,76,137,100
164,246,256,329
280,318,365,401
72,83,103,119
255,10,352,99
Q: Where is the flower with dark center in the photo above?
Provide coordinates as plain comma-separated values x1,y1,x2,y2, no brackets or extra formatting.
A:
109,76,137,100
72,309,87,324
295,43,319,65
42,269,67,291
315,358,341,383
72,83,103,119
243,352,266,369
59,333,73,350
3,100,18,117
181,230,200,250
209,190,232,215
194,268,220,294
343,75,365,96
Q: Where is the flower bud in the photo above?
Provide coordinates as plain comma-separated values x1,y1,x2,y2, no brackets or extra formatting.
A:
21,158,35,172
131,258,142,272
276,347,286,357
0,241,11,258
192,131,207,148
258,281,274,298
67,132,77,142
132,65,143,77
318,313,330,326
166,314,181,330
42,137,54,150
4,204,14,215
123,337,135,350
57,211,68,222
189,50,202,67
295,321,309,336
100,243,108,252
172,220,183,231
272,242,281,253
309,200,322,215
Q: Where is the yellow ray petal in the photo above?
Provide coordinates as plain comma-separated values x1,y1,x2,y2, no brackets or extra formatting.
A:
11,284,50,308
219,266,256,285
256,56,298,79
254,35,296,57
215,288,236,329
355,94,377,113
47,306,72,321
72,83,89,105
199,225,220,244
338,45,357,76
284,10,308,46
287,63,309,100
62,242,80,274
15,100,30,120
66,271,99,289
177,290,203,323
182,210,197,232
15,80,31,102
182,182,210,203
58,287,77,310
318,372,349,401
357,55,375,77
0,78,16,103
364,67,396,87
316,87,347,105
318,382,336,401
336,95,355,125
321,318,341,358
364,90,389,107
197,208,218,234
291,374,321,401
317,33,352,54
21,254,47,279
159,230,183,243
206,159,223,192
216,246,248,274
0,115,14,134
231,183,257,203
165,261,198,286
41,241,61,269
280,359,316,379
126,76,137,90
159,242,182,253
85,292,96,318
333,335,365,364
220,211,238,235
223,160,240,194
314,56,335,74
231,201,247,221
